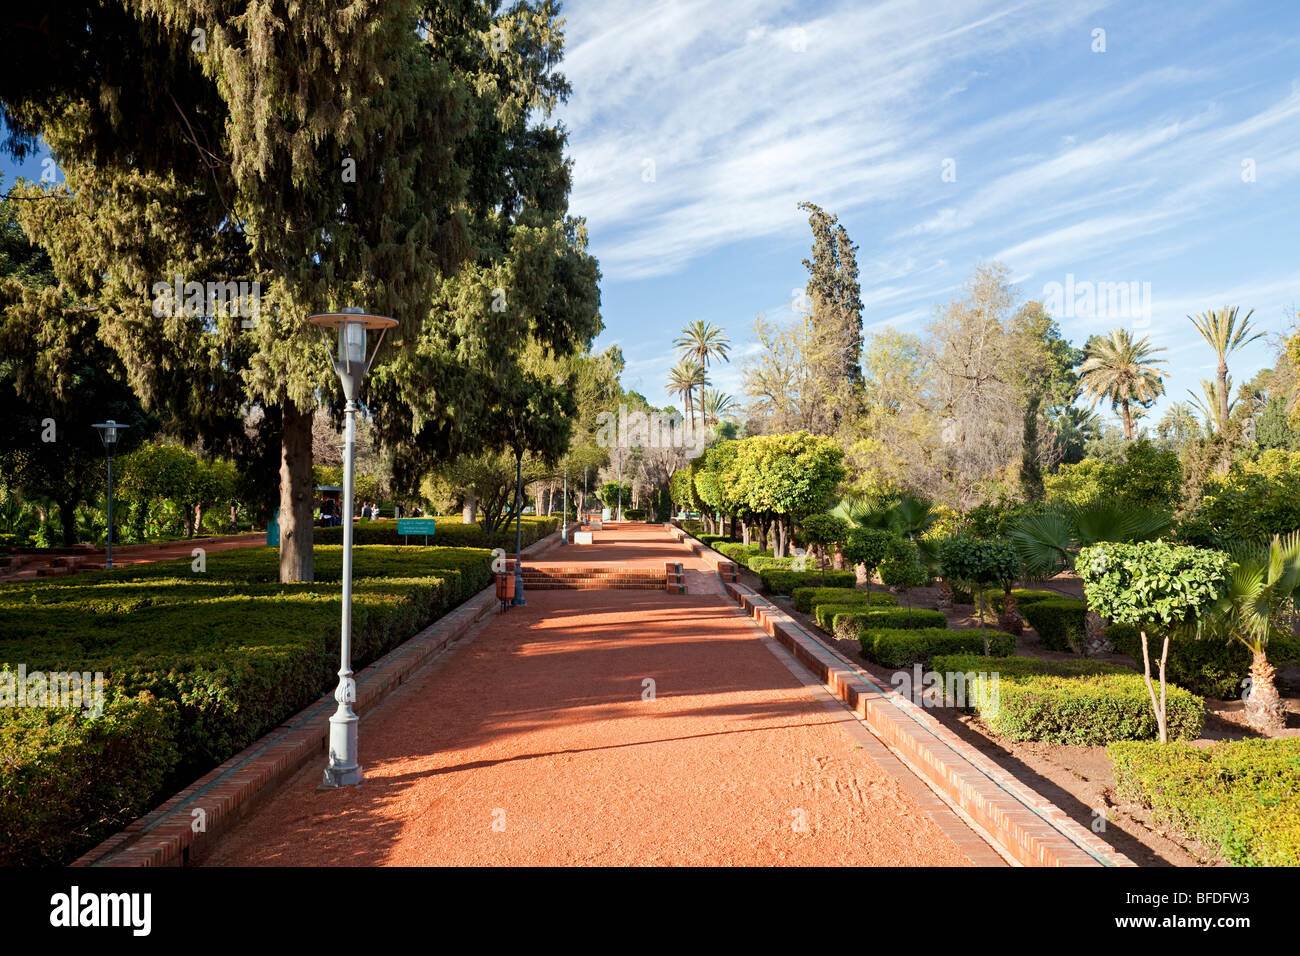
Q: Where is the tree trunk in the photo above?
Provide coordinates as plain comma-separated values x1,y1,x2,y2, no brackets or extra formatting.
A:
1217,360,1229,436
1138,629,1169,743
462,491,477,524
229,503,239,534
278,401,315,583
194,502,204,537
832,543,844,571
1244,650,1287,734
1083,609,1112,656
741,520,751,546
58,498,77,547
999,590,1022,635
936,578,954,611
1121,398,1133,440
774,520,787,559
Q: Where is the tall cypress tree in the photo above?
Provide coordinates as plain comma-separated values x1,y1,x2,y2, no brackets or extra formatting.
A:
797,201,863,434
0,0,473,581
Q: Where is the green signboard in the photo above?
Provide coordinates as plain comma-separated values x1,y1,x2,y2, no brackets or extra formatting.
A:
397,517,437,543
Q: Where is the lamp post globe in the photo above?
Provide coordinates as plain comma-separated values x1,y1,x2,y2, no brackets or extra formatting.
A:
307,308,397,789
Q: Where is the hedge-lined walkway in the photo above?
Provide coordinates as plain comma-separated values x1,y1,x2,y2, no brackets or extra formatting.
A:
202,524,985,866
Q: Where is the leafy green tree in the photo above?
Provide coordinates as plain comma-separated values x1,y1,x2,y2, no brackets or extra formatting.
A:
843,527,892,582
939,536,1021,653
879,535,929,623
727,432,846,557
1077,541,1231,742
797,513,850,570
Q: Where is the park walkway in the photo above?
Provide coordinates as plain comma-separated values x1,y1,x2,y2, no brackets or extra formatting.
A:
202,524,993,866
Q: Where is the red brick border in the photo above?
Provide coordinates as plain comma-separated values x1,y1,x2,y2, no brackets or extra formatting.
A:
727,583,1134,867
74,528,567,868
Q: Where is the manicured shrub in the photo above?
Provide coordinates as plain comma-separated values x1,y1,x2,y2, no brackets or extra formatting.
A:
859,627,1014,667
980,589,1061,613
623,508,646,520
0,544,495,865
791,587,896,613
0,691,180,866
1021,598,1088,652
823,606,948,633
715,542,764,564
931,654,1204,744
759,569,855,594
1109,738,1300,866
748,555,798,572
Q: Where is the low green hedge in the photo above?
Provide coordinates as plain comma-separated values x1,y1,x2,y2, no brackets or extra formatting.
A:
823,606,948,633
931,654,1205,744
791,587,896,613
1021,598,1088,652
760,569,856,594
715,542,765,564
980,588,1062,613
748,555,798,572
860,628,1015,667
623,508,646,520
315,516,556,550
1109,738,1300,866
0,544,494,865
1106,624,1300,699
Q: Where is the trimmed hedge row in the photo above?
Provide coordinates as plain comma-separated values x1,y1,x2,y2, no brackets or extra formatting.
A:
860,628,1015,667
1108,738,1300,866
1020,598,1087,652
315,516,557,549
979,588,1062,612
715,542,765,565
748,555,798,572
822,606,948,633
0,544,494,865
760,569,856,594
932,654,1205,745
791,587,896,613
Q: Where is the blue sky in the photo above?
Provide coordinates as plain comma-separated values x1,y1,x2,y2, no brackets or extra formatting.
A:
4,1,1297,435
557,0,1300,427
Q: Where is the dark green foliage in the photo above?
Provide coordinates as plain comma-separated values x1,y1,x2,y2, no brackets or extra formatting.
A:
1109,738,1300,866
0,544,493,864
759,569,855,594
1105,624,1300,698
1021,598,1088,652
980,588,1062,613
842,527,892,574
859,628,1014,667
825,607,947,633
932,654,1205,745
791,587,896,613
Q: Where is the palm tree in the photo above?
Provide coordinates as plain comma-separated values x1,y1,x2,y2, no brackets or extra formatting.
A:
1078,329,1167,440
667,358,707,427
701,389,737,425
1204,533,1300,733
673,320,730,428
1010,499,1173,654
1188,377,1237,436
1156,400,1204,449
1188,306,1260,436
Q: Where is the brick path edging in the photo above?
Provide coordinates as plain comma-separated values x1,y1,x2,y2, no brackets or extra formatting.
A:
73,529,567,868
725,582,1134,867
663,521,738,583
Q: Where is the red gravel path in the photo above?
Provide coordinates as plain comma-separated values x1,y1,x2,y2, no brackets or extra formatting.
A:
202,525,978,866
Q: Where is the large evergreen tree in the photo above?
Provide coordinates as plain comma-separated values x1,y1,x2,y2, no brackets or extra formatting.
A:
797,201,863,434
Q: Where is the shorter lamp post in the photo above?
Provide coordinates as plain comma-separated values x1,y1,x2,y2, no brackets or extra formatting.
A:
91,420,129,569
560,467,568,545
308,307,396,789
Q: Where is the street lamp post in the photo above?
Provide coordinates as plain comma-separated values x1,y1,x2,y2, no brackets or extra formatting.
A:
616,447,623,522
560,467,567,546
308,307,396,789
512,453,526,606
91,421,129,569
